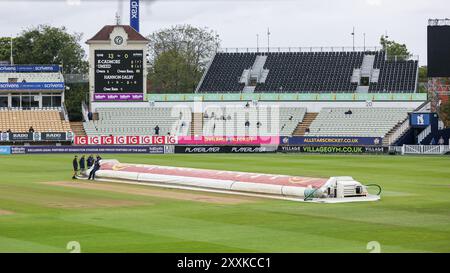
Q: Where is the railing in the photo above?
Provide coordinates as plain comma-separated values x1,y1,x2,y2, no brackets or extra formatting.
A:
61,103,69,121
81,100,90,122
418,125,432,144
428,18,450,26
217,46,382,53
63,73,89,84
387,118,410,146
217,47,419,60
147,93,428,102
402,145,450,155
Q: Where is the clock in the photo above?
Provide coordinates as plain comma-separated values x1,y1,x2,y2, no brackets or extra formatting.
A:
114,36,124,45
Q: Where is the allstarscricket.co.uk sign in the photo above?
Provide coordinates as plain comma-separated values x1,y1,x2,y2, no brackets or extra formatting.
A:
74,135,178,145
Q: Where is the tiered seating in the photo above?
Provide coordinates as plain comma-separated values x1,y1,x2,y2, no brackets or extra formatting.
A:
0,73,63,83
202,106,306,136
369,52,418,92
306,108,412,138
199,53,257,92
256,51,366,92
84,107,192,136
197,50,418,93
0,109,71,132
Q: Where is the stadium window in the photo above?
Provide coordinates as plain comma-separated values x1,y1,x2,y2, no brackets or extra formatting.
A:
0,96,7,107
21,96,32,110
360,77,370,86
11,95,20,108
53,95,62,107
42,96,52,107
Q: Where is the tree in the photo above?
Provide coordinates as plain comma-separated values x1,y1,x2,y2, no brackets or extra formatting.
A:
1,25,88,73
150,50,199,93
380,35,410,60
0,25,88,121
0,37,13,63
418,66,428,83
147,24,220,93
440,100,450,128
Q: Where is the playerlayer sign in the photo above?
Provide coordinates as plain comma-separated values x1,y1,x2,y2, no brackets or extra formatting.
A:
175,146,278,154
74,135,178,145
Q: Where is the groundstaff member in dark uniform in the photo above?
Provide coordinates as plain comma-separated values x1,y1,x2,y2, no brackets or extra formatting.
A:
72,155,79,179
79,155,86,175
87,154,94,169
88,155,102,180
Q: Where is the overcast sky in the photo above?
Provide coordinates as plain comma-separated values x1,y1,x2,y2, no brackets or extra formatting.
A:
0,0,448,65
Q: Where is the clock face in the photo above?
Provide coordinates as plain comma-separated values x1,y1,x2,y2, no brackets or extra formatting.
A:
114,36,124,45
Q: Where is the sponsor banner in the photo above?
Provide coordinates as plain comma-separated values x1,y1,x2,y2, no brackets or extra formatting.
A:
0,65,60,73
178,136,280,146
0,132,8,141
278,146,387,154
164,145,175,154
94,93,144,101
0,146,11,155
410,112,433,127
175,145,278,154
40,132,67,141
130,0,140,32
9,132,34,141
74,135,178,145
0,82,64,91
10,145,165,154
280,136,383,146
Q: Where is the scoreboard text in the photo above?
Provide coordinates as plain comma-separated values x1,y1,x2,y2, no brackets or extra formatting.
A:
94,50,144,95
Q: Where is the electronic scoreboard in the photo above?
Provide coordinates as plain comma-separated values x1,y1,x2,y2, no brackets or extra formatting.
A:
94,50,144,101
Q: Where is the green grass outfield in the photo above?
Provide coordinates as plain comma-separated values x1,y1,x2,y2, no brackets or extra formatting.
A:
0,153,449,253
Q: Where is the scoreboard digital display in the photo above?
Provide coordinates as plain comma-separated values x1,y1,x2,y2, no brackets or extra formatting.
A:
428,26,450,77
94,50,144,101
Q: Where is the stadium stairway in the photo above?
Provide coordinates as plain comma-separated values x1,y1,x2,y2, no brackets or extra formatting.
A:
293,112,318,136
382,119,407,146
70,121,86,137
190,112,203,136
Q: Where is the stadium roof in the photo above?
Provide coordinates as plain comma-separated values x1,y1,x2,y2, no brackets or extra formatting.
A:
86,25,149,43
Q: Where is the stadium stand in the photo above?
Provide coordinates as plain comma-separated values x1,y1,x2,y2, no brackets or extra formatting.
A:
199,53,257,92
0,64,71,136
202,106,306,136
0,108,71,132
84,107,192,136
196,50,418,93
305,107,413,138
369,52,418,92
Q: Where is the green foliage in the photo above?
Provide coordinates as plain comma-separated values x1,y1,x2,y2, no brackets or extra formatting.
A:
380,35,410,60
0,25,88,120
149,50,200,93
439,100,450,128
65,83,89,121
418,66,428,83
6,25,88,73
0,37,13,62
147,25,220,93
